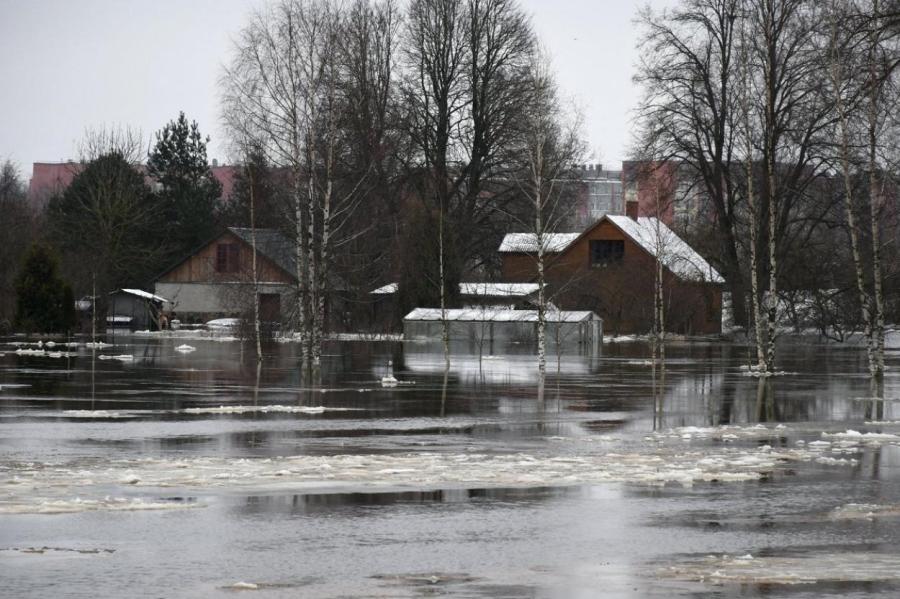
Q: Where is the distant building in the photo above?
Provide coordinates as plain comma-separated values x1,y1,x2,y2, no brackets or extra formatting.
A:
27,161,237,209
499,207,724,335
565,164,624,229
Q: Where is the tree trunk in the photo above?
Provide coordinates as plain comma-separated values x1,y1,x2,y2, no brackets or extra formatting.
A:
249,164,262,363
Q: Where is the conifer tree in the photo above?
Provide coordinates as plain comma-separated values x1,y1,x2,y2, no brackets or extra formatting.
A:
148,112,222,257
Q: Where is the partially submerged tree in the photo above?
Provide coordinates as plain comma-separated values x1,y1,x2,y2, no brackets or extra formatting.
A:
825,0,900,379
509,47,585,387
15,243,76,334
0,160,35,325
402,0,536,365
223,0,372,365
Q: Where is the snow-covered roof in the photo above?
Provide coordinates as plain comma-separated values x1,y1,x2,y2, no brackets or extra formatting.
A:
371,283,539,297
116,288,170,303
498,233,580,253
403,308,597,323
459,283,539,297
606,216,724,283
371,283,399,295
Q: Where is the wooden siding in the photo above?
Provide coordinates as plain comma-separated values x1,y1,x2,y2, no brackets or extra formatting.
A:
158,231,294,285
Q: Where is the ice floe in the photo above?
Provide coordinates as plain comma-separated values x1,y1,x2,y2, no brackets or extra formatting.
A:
180,405,348,415
175,344,196,353
0,442,847,514
0,497,204,515
62,410,128,419
661,552,900,585
98,354,134,362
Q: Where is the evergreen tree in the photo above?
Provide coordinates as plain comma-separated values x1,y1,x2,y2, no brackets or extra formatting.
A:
15,244,76,333
147,112,222,257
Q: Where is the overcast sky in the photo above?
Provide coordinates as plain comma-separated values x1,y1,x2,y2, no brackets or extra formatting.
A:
0,0,670,178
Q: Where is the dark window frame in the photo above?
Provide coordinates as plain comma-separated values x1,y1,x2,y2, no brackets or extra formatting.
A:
215,243,241,273
589,239,625,267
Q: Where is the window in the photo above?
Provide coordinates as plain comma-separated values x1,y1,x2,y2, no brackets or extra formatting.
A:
215,243,240,273
590,240,624,266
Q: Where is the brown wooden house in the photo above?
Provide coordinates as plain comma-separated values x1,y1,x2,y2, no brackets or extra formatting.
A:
155,228,296,324
499,212,724,335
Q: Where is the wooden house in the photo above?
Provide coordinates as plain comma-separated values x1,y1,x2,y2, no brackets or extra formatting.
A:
154,228,295,324
499,210,724,335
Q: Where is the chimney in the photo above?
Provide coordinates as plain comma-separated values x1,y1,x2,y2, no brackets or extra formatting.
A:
625,199,640,220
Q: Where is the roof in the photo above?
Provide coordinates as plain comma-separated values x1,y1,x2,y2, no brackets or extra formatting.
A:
498,216,723,284
498,233,580,253
605,216,724,283
403,308,597,323
459,283,539,297
371,282,539,297
112,288,169,303
371,283,399,295
228,227,296,277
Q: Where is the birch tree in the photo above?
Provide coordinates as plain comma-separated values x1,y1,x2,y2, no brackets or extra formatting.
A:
512,48,584,387
223,0,370,366
825,0,900,379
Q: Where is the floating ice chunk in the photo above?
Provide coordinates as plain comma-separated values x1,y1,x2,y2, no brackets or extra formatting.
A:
84,342,112,349
15,348,45,356
175,344,196,353
0,497,203,515
98,354,133,362
228,582,259,590
63,410,124,419
381,375,399,387
181,405,343,415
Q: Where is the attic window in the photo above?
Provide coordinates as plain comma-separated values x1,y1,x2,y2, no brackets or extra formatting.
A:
590,240,624,266
216,243,240,273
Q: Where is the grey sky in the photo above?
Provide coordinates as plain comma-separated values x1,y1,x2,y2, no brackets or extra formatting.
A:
0,0,667,177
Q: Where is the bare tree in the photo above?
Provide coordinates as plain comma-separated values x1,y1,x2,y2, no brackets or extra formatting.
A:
402,0,535,366
223,0,370,366
825,0,900,378
511,47,585,388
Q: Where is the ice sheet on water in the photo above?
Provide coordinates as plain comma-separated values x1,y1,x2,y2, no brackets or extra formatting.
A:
0,496,204,515
821,430,900,445
84,341,112,349
0,441,845,513
62,410,130,419
650,424,791,443
830,503,900,520
661,551,900,585
180,405,352,414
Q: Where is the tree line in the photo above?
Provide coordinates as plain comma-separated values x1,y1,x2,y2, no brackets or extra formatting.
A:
634,0,900,376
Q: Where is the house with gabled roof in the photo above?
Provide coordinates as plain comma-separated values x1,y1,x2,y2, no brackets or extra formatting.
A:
499,209,724,335
154,227,296,324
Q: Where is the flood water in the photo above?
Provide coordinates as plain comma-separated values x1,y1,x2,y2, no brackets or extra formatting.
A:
2,334,900,597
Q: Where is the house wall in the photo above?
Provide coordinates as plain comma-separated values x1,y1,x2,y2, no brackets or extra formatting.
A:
158,231,294,285
501,220,722,335
154,282,293,321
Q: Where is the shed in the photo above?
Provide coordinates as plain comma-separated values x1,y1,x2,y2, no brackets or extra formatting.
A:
402,308,601,353
108,288,170,330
